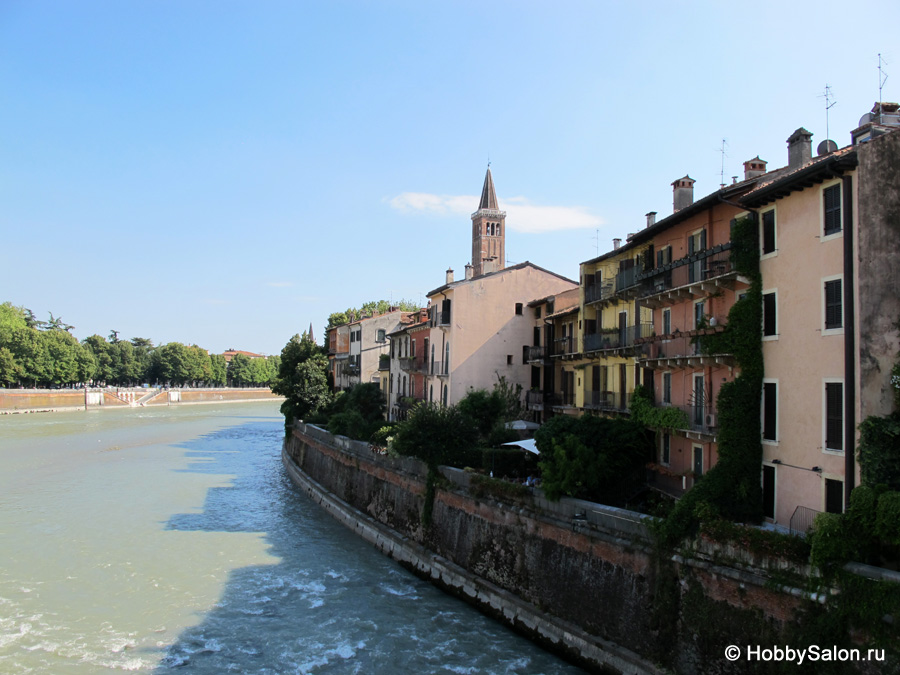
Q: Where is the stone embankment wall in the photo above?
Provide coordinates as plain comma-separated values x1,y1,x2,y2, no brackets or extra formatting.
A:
284,424,840,674
0,387,281,413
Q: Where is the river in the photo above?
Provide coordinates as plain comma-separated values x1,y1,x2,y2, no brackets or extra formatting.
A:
0,402,584,674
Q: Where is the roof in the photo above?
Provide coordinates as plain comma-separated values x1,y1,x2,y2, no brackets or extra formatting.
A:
222,349,265,361
740,145,858,208
426,261,577,298
477,166,499,211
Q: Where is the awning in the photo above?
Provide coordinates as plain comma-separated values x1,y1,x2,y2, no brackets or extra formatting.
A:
502,439,539,455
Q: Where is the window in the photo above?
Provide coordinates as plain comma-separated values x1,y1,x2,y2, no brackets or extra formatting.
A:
410,339,416,357
825,478,844,514
661,433,671,466
507,354,513,365
662,372,672,404
694,301,705,329
762,465,776,519
534,306,541,319
376,329,386,343
662,308,671,335
762,381,778,442
825,279,842,330
762,210,776,255
515,303,523,315
825,382,844,452
693,446,703,477
444,343,450,374
823,184,841,236
763,291,777,337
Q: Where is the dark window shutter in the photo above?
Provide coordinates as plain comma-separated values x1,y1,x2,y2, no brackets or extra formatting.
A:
826,382,843,450
763,293,777,336
824,185,842,235
762,211,776,253
700,228,707,250
763,382,777,441
657,250,663,267
825,280,842,329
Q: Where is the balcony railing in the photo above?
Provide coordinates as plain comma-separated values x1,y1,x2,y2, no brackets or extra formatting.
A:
583,322,654,353
615,261,644,293
526,345,547,362
552,336,576,357
583,390,630,411
437,311,451,326
584,280,615,305
428,360,448,376
551,391,575,407
399,357,428,373
526,390,544,409
659,402,717,434
641,249,735,298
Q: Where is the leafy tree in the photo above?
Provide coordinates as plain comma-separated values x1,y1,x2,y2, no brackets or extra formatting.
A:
391,402,479,469
326,299,421,330
83,335,114,383
210,354,227,386
0,346,22,386
272,332,331,423
536,413,652,503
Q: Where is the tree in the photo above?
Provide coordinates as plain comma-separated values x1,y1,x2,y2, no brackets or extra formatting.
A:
391,402,479,469
272,332,331,422
209,354,227,386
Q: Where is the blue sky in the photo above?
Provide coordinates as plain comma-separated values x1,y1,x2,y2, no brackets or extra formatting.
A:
2,1,897,355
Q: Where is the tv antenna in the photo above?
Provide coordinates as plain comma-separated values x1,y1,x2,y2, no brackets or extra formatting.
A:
878,53,889,107
592,228,600,257
819,84,837,141
718,139,729,188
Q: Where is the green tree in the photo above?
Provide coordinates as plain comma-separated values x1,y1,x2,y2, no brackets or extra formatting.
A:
391,402,479,469
83,335,114,383
272,332,331,422
228,353,252,386
209,354,227,386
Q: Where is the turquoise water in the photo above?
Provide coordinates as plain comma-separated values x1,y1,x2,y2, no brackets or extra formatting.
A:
0,403,583,673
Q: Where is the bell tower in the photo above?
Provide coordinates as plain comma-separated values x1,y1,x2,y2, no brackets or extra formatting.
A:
471,166,506,278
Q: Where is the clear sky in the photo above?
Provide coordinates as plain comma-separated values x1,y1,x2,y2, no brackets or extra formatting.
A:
2,1,897,355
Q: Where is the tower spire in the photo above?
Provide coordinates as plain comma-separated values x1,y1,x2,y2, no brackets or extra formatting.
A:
471,166,506,278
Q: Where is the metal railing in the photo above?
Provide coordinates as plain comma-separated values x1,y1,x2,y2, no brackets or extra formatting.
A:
641,249,735,298
526,390,544,408
615,261,644,293
789,505,821,535
583,389,630,411
583,322,654,352
664,402,718,433
584,280,615,304
552,336,576,356
428,360,448,376
526,345,547,362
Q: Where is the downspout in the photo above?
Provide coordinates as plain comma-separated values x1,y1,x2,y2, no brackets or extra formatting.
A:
843,174,856,508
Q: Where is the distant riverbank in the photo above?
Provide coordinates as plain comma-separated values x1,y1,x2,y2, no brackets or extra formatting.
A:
0,387,283,414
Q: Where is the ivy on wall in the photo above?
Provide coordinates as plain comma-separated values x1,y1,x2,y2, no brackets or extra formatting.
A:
656,213,764,545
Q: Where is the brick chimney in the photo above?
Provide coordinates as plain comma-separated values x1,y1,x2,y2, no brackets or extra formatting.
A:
672,176,695,212
787,128,812,170
743,157,767,180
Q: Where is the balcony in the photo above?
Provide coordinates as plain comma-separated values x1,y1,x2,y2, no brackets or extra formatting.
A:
615,261,644,297
640,247,746,309
660,402,718,440
551,336,577,358
428,360,449,377
526,345,548,363
399,357,427,373
636,331,734,370
550,391,575,408
437,311,451,327
583,280,615,305
583,389,630,412
526,390,545,410
583,322,653,354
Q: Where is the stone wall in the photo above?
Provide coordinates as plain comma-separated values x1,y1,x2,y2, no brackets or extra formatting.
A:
284,424,847,674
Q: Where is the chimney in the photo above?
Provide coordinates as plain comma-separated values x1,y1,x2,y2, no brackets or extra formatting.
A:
446,268,454,284
482,257,498,275
743,157,767,180
646,211,657,228
786,128,812,170
464,263,474,280
672,176,695,212
613,238,621,250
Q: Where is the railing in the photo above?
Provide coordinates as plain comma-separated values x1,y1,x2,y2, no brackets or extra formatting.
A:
584,280,615,304
583,322,654,352
641,330,728,360
399,357,427,373
428,360,448,376
789,505,821,535
615,261,644,293
552,391,575,407
526,345,547,362
526,390,544,408
437,311,451,326
641,249,735,297
664,402,718,434
583,390,630,412
552,336,576,356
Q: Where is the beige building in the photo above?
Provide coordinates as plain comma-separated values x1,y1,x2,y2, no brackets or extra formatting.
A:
742,113,900,527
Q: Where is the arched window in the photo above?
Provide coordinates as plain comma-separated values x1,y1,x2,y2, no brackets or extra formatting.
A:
444,342,450,374
429,385,433,402
442,384,448,407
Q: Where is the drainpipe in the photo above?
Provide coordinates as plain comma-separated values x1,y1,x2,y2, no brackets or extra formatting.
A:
843,174,856,509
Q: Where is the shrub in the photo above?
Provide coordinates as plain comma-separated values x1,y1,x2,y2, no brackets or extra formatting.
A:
391,403,478,469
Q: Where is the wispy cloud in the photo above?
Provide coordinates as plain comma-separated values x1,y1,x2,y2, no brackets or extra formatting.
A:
388,192,603,234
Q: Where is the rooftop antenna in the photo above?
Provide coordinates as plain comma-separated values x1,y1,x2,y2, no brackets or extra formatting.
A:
592,228,600,257
878,53,889,114
718,139,729,188
819,84,837,141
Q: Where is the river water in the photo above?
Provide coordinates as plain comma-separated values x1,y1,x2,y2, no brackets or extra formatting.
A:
0,402,583,674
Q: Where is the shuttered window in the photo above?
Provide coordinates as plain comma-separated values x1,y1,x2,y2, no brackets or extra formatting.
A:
825,382,843,451
763,382,777,441
762,210,776,254
763,292,777,337
825,279,842,330
824,185,841,236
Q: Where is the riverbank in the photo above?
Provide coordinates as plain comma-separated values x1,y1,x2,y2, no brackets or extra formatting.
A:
283,422,899,675
0,387,282,414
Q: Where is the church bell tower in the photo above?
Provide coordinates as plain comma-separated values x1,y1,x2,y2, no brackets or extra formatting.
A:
471,166,506,278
